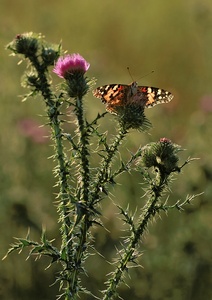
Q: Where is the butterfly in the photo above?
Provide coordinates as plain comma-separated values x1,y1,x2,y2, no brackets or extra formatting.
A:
93,82,173,114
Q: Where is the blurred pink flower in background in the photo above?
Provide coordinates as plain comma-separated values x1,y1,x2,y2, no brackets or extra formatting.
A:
18,119,49,144
200,95,212,113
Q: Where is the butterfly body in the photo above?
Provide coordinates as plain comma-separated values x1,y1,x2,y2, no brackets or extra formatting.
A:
93,82,173,114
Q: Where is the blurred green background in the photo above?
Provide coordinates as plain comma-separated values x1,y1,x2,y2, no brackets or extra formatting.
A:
1,0,212,299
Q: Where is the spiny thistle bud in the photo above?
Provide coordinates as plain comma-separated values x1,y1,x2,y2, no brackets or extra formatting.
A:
8,33,39,57
24,73,40,89
114,104,152,131
139,138,181,174
53,53,90,98
41,46,60,66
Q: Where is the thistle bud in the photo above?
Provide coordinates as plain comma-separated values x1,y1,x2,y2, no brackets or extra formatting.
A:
139,138,181,174
14,33,38,56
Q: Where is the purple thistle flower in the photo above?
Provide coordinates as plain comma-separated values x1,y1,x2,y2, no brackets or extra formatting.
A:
53,53,90,78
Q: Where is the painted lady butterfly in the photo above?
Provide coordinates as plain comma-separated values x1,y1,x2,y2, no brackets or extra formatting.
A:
93,81,173,114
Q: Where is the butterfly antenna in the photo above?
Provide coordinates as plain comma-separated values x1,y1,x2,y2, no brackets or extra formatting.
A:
127,66,134,82
127,67,154,82
137,70,155,81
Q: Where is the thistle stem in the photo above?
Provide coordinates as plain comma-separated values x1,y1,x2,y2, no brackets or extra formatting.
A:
75,97,90,203
30,55,73,294
90,125,128,206
67,96,91,297
103,171,166,300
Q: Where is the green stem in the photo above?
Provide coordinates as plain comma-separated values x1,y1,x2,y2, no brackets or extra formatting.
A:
103,172,166,300
31,56,73,294
90,125,128,206
108,148,142,183
75,97,90,203
70,216,88,298
66,96,90,297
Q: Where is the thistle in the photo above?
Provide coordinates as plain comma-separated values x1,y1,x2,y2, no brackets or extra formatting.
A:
4,32,199,300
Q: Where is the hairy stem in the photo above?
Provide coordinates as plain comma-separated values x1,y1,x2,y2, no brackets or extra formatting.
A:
30,55,73,294
75,97,90,203
90,125,128,206
103,171,166,300
67,96,91,297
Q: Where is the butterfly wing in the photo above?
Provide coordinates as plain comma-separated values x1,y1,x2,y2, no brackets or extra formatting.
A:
137,86,174,108
93,84,130,110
